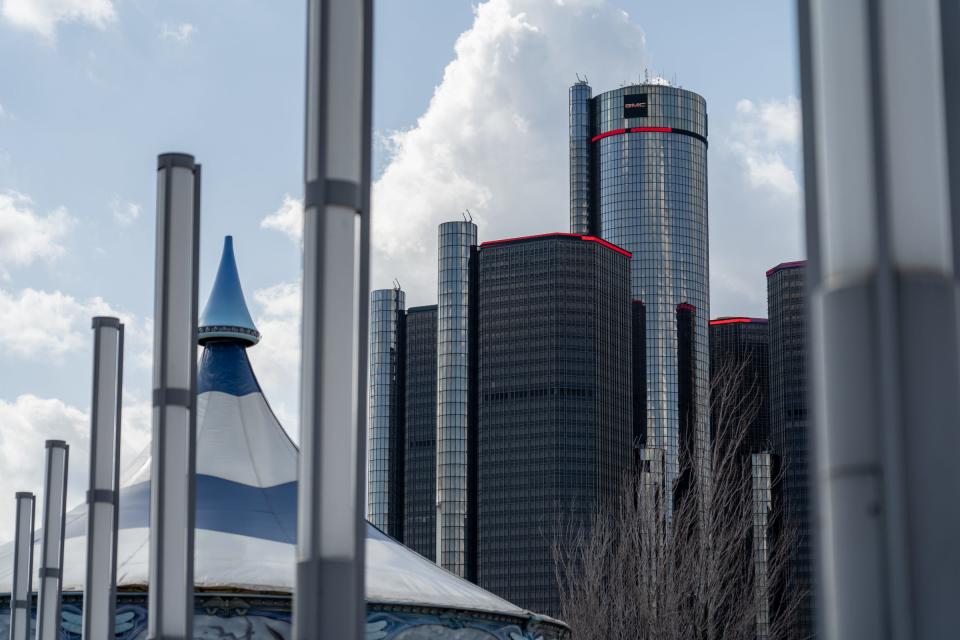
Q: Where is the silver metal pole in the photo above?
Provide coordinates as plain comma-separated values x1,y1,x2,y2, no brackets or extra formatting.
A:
82,317,124,639
35,441,68,640
9,493,35,640
294,0,373,637
148,153,201,640
798,1,960,638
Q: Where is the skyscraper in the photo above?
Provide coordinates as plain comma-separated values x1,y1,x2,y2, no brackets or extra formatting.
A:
709,316,776,639
709,317,770,454
766,260,811,637
570,80,710,500
476,232,633,616
403,304,438,560
436,220,478,579
368,288,406,539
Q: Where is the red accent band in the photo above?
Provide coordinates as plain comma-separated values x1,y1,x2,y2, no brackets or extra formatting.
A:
480,232,632,258
677,302,696,313
591,127,673,143
709,317,768,326
591,128,627,142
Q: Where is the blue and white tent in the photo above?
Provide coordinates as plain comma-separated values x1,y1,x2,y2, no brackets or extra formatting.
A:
0,237,567,640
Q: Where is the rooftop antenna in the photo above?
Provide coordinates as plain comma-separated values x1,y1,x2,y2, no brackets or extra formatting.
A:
644,67,650,83
463,209,473,223
392,279,401,292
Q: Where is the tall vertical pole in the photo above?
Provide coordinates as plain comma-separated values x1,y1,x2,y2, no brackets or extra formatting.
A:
9,493,35,640
148,153,201,640
295,0,373,637
798,1,960,638
35,441,68,640
82,317,124,640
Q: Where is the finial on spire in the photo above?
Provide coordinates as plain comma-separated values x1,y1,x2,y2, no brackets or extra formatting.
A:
198,236,261,346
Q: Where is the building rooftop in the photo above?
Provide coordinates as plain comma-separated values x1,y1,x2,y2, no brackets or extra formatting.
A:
765,260,807,278
480,231,632,258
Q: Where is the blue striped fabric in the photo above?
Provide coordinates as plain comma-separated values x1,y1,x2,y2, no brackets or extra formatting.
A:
64,475,297,544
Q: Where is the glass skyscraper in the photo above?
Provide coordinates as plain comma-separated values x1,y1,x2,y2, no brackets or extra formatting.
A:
569,80,710,500
766,260,811,638
403,304,438,561
368,288,406,539
709,316,770,454
436,221,478,579
476,232,633,616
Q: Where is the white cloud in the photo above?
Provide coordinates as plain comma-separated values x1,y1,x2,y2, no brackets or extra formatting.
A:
0,191,74,278
709,97,805,317
261,0,649,306
1,0,115,39
110,196,141,226
260,194,302,242
0,394,152,543
248,281,301,437
0,288,151,365
159,22,195,43
729,97,801,197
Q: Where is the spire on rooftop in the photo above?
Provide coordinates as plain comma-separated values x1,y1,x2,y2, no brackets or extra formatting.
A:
198,236,261,346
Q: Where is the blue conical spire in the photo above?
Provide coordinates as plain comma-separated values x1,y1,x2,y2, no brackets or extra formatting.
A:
198,236,261,346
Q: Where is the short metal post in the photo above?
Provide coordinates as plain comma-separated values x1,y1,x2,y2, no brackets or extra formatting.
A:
9,492,35,640
294,0,373,637
148,153,201,640
82,317,124,639
35,441,68,640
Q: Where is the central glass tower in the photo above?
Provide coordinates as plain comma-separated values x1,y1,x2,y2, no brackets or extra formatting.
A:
570,80,710,498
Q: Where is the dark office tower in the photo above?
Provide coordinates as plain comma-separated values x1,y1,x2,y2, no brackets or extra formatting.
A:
766,260,811,638
569,80,710,498
368,288,406,539
404,305,438,561
476,232,633,616
436,220,478,579
709,316,770,454
710,316,774,639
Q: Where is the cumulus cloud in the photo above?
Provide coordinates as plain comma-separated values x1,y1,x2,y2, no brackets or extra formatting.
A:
159,22,195,43
110,196,141,226
0,191,74,278
0,394,152,543
709,97,804,317
1,0,115,39
260,194,302,242
261,0,649,306
0,288,151,365
729,97,801,197
248,281,301,436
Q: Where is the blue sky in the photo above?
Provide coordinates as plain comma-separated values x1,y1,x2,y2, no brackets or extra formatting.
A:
0,0,801,540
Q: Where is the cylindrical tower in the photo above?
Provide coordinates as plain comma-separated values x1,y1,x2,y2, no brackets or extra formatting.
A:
436,220,477,577
569,81,593,235
368,287,406,539
573,81,709,498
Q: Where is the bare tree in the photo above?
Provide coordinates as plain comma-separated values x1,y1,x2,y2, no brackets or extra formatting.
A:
553,360,805,640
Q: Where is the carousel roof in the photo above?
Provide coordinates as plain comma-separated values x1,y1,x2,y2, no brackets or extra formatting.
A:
0,236,544,622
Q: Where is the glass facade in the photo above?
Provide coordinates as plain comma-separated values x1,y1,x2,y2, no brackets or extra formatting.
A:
368,288,406,539
570,82,710,500
751,452,775,640
404,305,438,561
569,81,593,235
709,318,770,455
436,221,478,578
476,234,633,616
766,261,812,638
